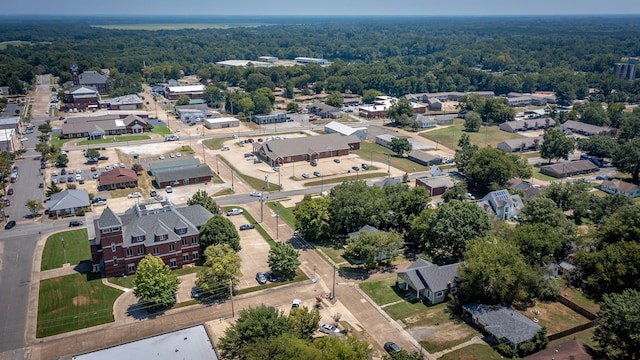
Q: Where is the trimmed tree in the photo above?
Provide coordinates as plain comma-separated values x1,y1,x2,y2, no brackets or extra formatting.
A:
199,215,241,251
268,242,300,280
196,244,242,296
133,254,179,310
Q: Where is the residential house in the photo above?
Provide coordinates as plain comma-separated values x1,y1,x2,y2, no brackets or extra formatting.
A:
599,179,640,198
415,175,455,196
499,118,555,133
148,158,213,187
562,120,615,137
375,134,398,149
253,133,360,166
309,102,342,119
477,189,523,220
61,114,147,139
99,94,143,111
497,137,543,152
98,168,139,191
45,189,91,218
324,121,367,140
539,160,599,178
435,114,455,125
88,201,214,277
407,150,442,166
347,225,397,262
410,114,437,128
508,179,542,201
462,303,541,350
396,259,459,305
426,97,443,111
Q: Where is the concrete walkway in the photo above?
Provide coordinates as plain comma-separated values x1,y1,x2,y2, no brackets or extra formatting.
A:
431,336,487,359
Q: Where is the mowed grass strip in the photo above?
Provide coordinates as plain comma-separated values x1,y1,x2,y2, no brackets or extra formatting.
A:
360,277,405,306
37,273,122,338
76,135,150,146
420,119,525,149
438,344,502,360
41,229,91,271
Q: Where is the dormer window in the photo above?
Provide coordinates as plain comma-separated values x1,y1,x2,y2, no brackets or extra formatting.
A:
155,233,168,241
131,235,145,243
175,227,188,235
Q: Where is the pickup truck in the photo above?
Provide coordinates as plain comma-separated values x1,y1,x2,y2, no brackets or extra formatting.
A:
226,208,243,216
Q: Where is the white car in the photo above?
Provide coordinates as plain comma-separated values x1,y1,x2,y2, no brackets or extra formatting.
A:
464,193,476,200
169,153,175,158
176,152,182,157
128,192,142,198
20,137,28,142
75,174,82,181
165,185,173,193
320,324,341,334
105,165,112,171
302,172,310,179
76,169,82,174
119,163,125,168
249,191,262,197
159,155,165,160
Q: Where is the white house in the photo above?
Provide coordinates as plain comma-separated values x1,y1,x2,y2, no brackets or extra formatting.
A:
477,189,523,220
396,259,459,305
599,179,640,198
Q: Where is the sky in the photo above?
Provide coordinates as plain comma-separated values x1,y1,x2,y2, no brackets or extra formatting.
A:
4,0,640,16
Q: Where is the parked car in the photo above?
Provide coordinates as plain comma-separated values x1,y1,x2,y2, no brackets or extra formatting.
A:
159,155,165,160
464,193,476,200
352,166,360,171
67,176,74,182
227,208,243,216
291,299,302,309
7,188,13,195
150,190,157,197
301,172,310,179
596,175,613,180
265,271,277,282
105,165,112,171
92,173,99,179
249,191,262,197
119,163,125,168
90,166,97,172
4,220,16,229
256,272,267,285
310,160,317,166
169,153,175,158
128,192,142,198
39,182,44,188
75,174,82,181
384,342,401,354
3,199,10,206
191,287,202,299
361,163,370,170
165,186,173,193
98,156,109,160
334,158,341,163
239,224,255,230
320,324,341,334
69,220,83,227
40,163,46,169
52,170,58,176
61,168,66,175
313,171,321,177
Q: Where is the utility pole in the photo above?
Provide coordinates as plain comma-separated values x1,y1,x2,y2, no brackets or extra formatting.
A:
276,210,279,241
202,142,206,164
331,264,336,300
229,279,235,318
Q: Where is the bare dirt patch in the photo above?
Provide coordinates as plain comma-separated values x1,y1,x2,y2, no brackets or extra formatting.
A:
72,295,90,306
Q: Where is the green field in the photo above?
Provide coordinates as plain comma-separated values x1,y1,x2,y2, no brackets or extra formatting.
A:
353,142,432,173
76,135,151,146
438,344,502,360
41,229,91,271
37,273,122,337
421,119,525,149
150,126,172,136
51,134,72,148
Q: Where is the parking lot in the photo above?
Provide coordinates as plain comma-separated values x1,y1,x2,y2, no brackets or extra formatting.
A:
225,211,271,289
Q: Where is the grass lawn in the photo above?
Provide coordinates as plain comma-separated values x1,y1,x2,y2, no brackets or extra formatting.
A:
304,172,389,187
559,278,600,314
76,135,151,146
438,344,502,360
360,277,403,305
519,300,591,335
51,134,72,148
268,201,295,227
109,265,201,289
532,167,558,182
108,187,138,199
384,299,429,320
41,229,91,271
150,126,172,136
37,273,123,338
353,142,432,173
203,137,234,150
316,244,347,265
421,119,525,149
219,156,281,191
548,327,598,349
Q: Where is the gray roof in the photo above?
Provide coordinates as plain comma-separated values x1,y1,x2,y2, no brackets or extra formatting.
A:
154,165,213,183
310,102,340,113
175,205,213,228
149,158,201,174
374,177,403,188
411,114,437,125
348,225,379,239
408,150,441,163
45,190,90,211
99,94,142,106
66,85,99,96
0,117,20,125
255,133,360,161
540,160,599,177
561,120,612,136
175,104,209,113
417,175,455,188
497,137,543,152
463,303,541,345
97,207,122,229
499,118,555,132
79,70,108,85
398,259,459,293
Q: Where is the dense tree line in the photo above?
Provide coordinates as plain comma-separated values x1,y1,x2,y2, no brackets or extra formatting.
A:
1,16,640,101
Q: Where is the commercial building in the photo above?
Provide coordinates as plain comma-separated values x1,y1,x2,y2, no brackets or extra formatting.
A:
45,190,91,218
165,84,205,100
89,201,214,276
62,85,101,111
0,129,17,152
215,59,272,68
174,104,210,120
539,160,599,178
149,158,213,187
98,168,139,191
204,117,240,129
324,121,367,140
71,64,109,94
61,114,148,139
294,57,329,65
252,113,288,125
497,137,543,152
407,150,443,166
99,94,144,111
253,133,360,166
415,175,455,196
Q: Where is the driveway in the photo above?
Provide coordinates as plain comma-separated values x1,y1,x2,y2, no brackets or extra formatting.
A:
225,212,270,289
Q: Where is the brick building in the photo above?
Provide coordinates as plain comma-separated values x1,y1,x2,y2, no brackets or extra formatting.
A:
89,201,214,277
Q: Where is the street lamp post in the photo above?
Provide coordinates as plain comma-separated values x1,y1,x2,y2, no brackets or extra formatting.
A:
260,197,265,223
202,142,206,164
215,154,219,174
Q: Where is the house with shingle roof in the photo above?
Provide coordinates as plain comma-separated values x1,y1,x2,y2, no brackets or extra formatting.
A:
45,189,90,218
462,303,541,350
539,160,599,178
499,118,555,133
61,114,147,139
309,102,342,119
477,189,523,220
89,201,214,277
410,114,437,128
396,259,459,305
497,137,543,152
599,179,640,198
98,168,138,190
562,120,615,137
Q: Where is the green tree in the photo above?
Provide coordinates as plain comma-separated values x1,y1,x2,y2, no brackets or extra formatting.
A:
555,81,577,105
387,98,414,125
454,134,478,174
482,97,514,124
243,334,322,360
442,182,467,203
203,85,223,107
219,305,294,360
594,289,640,359
293,195,331,243
286,102,299,113
596,204,640,247
196,244,242,295
464,147,531,191
288,306,321,340
520,197,566,227
384,351,424,360
392,185,431,234
458,93,486,112
85,148,100,160
362,89,383,104
328,181,388,236
577,135,618,159
56,153,69,167
35,142,52,160
131,163,143,173
38,123,52,134
463,111,482,132
345,230,404,270
199,215,241,251
187,189,218,214
606,102,626,128
133,254,179,310
458,237,540,305
268,242,300,280
175,94,191,106
589,193,632,224
325,91,344,107
24,199,44,217
613,137,640,183
510,224,561,266
312,335,370,360
389,137,412,156
45,181,63,198
414,200,490,262
618,107,640,141
540,127,575,163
